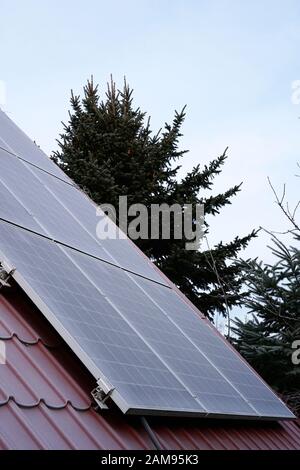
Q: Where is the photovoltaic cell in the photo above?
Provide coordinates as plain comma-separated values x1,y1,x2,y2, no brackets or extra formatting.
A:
0,173,43,233
0,109,71,182
0,136,12,154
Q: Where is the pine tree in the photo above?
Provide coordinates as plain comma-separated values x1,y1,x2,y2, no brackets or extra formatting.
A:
233,235,300,415
53,77,256,320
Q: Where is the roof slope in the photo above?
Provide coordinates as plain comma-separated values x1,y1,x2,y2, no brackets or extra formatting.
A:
0,284,299,450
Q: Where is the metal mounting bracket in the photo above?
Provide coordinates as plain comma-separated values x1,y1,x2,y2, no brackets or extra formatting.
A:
91,377,115,410
0,265,15,289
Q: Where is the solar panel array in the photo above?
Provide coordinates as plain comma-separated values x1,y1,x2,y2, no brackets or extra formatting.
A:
0,146,163,282
0,108,294,419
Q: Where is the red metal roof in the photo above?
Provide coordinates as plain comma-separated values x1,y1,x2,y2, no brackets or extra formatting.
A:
0,283,299,450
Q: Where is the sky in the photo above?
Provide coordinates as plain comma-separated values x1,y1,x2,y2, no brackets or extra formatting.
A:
1,0,300,268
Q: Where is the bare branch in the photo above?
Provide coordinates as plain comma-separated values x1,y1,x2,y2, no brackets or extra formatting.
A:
264,228,299,236
280,183,286,205
204,237,232,339
293,200,300,220
259,226,284,247
267,177,300,233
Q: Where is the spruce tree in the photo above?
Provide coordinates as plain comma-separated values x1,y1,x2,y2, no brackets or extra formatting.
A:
233,173,300,415
233,236,300,415
53,77,256,320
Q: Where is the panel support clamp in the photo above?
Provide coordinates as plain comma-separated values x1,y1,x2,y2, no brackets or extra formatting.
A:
92,377,115,410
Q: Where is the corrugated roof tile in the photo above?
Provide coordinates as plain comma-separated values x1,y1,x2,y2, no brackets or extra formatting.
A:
0,337,91,409
0,401,152,450
0,286,59,346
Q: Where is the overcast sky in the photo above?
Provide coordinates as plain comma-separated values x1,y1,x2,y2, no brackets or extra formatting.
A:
1,0,299,266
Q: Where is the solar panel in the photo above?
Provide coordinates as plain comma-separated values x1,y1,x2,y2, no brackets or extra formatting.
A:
0,110,295,420
24,162,167,284
0,148,167,284
0,171,43,233
0,221,204,415
0,219,294,419
65,248,259,416
0,109,71,183
135,278,293,418
0,148,115,261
